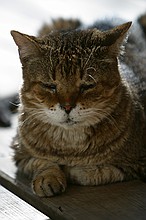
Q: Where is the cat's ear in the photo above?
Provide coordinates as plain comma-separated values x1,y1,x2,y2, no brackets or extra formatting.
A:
104,22,132,46
11,30,41,61
93,22,132,55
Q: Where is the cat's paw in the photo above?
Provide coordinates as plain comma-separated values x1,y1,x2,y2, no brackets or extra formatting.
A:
32,169,67,197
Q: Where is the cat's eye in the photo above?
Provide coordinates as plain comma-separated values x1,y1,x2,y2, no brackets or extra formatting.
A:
40,83,56,93
80,83,96,93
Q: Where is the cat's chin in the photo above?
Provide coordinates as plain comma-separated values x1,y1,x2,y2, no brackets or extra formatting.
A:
59,119,78,129
55,119,96,129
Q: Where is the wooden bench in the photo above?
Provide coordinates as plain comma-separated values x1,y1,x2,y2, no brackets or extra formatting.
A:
0,184,48,220
1,150,146,220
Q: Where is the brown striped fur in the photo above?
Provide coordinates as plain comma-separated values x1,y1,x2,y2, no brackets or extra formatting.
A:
11,18,146,197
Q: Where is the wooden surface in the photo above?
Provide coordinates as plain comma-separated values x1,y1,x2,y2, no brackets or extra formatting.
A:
0,154,146,220
0,185,49,220
0,170,146,219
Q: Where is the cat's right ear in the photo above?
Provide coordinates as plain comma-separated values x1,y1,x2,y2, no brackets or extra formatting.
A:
11,31,40,61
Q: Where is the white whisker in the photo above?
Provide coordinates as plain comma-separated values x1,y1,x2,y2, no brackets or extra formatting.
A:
75,106,121,132
84,47,96,68
20,108,48,126
88,74,97,84
92,108,121,132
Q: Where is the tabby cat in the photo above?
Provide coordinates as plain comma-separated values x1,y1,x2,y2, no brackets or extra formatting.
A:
11,18,146,197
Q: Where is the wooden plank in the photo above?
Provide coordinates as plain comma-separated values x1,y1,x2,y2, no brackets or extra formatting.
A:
0,171,72,220
0,150,146,220
0,185,49,220
1,167,146,220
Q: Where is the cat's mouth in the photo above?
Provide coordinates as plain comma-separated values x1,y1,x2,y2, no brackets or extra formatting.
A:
61,118,77,127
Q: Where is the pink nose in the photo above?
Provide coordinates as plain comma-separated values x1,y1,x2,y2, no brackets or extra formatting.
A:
60,102,74,114
63,104,73,114
64,105,72,111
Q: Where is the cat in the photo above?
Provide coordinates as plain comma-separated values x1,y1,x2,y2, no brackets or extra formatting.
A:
11,17,146,197
138,13,146,38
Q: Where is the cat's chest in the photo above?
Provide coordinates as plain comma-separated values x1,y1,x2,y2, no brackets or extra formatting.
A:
49,127,88,149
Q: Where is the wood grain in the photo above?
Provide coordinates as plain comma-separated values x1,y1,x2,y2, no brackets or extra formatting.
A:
0,184,49,220
1,168,146,220
0,152,146,220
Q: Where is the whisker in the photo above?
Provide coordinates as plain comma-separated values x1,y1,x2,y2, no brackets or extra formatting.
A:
83,47,96,68
88,74,97,84
20,108,47,126
9,101,20,107
94,109,121,132
78,107,121,132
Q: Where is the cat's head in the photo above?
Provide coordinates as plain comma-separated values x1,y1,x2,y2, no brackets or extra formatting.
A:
11,21,131,129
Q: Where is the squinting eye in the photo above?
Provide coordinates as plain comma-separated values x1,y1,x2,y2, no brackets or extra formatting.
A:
80,84,96,93
41,83,56,92
49,84,57,92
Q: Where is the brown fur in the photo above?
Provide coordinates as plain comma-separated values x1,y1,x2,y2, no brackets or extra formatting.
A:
138,13,146,37
11,19,146,197
38,18,81,37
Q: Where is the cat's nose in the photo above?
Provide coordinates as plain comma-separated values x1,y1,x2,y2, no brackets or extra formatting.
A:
63,105,73,114
60,103,74,114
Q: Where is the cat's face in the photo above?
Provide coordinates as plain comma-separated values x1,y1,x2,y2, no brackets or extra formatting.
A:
11,22,131,128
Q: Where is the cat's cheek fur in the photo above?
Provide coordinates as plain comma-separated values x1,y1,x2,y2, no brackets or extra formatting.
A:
42,103,105,128
42,103,85,127
43,104,67,126
70,105,100,126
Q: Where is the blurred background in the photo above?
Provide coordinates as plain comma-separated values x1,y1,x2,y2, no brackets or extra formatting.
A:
0,0,146,159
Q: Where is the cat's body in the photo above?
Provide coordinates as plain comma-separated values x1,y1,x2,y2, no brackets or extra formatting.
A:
11,17,146,197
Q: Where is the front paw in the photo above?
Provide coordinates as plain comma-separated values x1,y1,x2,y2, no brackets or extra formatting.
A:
32,169,67,197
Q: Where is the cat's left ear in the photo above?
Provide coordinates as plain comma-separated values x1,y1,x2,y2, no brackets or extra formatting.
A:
104,22,132,46
93,22,132,55
11,30,41,61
